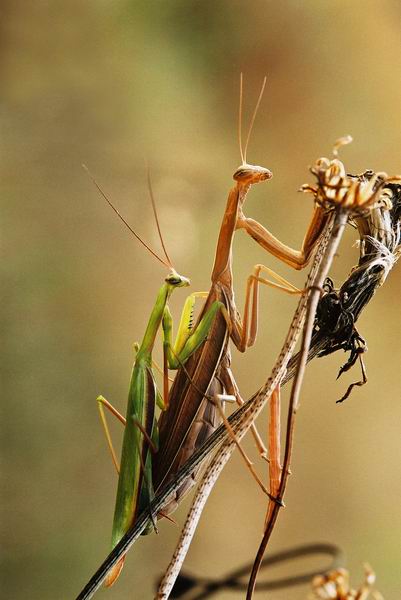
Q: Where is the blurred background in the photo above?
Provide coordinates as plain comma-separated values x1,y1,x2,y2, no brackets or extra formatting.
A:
2,1,401,598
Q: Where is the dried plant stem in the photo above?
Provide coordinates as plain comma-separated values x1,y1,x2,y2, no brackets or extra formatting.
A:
246,209,348,599
264,386,281,529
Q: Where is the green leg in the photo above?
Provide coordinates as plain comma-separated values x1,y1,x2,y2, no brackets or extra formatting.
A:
169,292,209,354
97,395,126,474
162,296,225,369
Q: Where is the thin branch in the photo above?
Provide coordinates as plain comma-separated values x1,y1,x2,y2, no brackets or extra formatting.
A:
246,209,348,598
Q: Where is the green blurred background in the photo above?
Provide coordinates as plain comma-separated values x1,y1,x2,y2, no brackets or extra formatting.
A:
2,2,401,598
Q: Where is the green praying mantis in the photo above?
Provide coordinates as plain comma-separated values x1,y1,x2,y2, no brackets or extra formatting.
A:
83,166,228,586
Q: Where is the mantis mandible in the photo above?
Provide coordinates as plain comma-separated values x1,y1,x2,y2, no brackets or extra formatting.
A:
84,167,226,586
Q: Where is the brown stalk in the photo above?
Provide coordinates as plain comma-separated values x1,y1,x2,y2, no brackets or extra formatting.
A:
264,386,281,528
246,209,349,598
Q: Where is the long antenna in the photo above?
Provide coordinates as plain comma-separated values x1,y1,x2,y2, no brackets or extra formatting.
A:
82,164,170,269
146,163,173,268
243,76,267,164
238,72,244,165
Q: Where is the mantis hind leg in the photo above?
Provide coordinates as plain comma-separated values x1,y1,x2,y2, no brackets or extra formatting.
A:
96,342,141,472
219,362,268,461
97,395,126,474
96,395,160,474
265,385,283,528
212,393,281,505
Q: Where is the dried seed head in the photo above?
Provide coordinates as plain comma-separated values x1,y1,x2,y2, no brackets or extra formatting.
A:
311,564,382,600
301,141,401,215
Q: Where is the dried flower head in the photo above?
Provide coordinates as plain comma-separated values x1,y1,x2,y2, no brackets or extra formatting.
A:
301,136,401,214
311,564,383,600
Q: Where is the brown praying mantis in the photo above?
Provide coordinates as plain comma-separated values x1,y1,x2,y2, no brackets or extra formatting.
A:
152,75,331,515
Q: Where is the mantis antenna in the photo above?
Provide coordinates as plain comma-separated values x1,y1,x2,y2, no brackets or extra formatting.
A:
82,164,171,269
146,163,173,268
238,74,268,166
243,75,267,165
238,72,244,165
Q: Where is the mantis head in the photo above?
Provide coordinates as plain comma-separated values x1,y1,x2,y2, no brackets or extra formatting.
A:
165,269,190,288
233,163,273,185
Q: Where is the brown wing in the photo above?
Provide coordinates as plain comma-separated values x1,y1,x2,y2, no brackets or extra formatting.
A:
152,284,228,493
156,376,225,515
